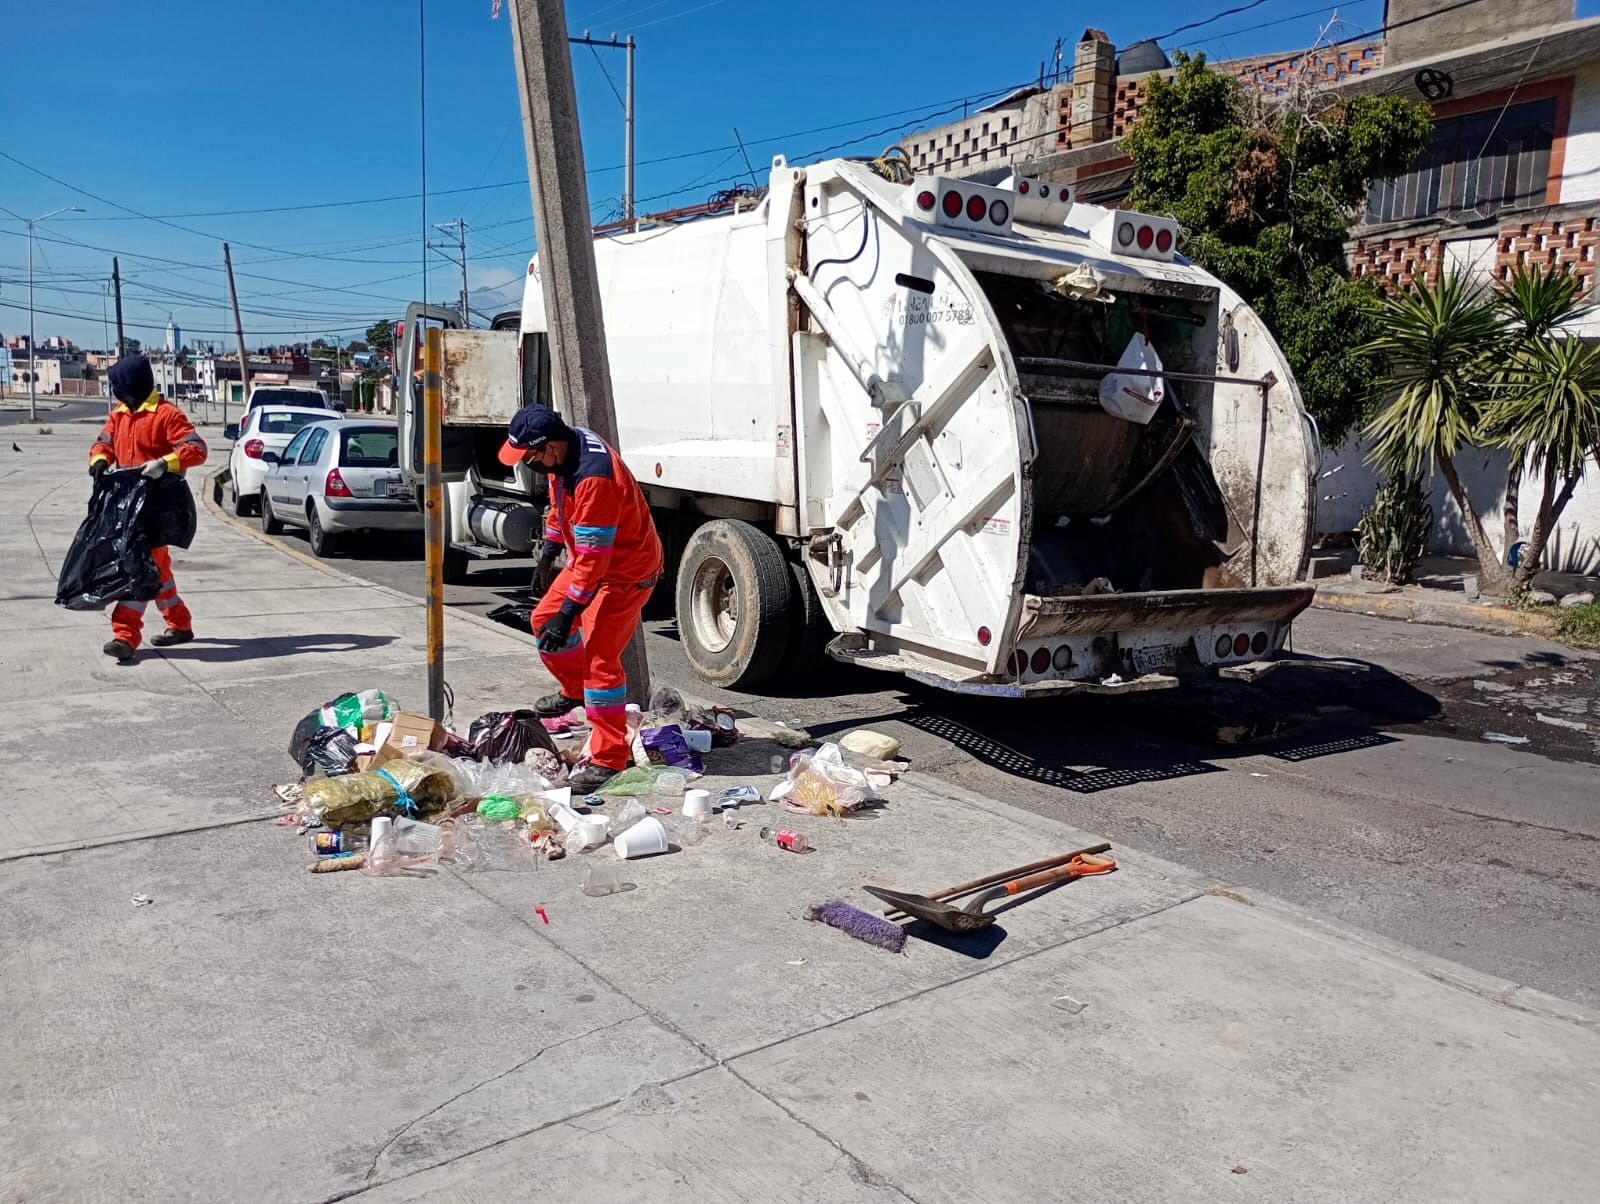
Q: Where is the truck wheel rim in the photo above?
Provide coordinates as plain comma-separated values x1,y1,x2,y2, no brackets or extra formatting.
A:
689,556,738,654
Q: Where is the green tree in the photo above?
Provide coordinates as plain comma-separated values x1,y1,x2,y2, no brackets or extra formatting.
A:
1123,51,1433,445
365,319,395,354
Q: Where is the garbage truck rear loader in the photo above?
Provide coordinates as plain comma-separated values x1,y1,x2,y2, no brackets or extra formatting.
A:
399,155,1316,697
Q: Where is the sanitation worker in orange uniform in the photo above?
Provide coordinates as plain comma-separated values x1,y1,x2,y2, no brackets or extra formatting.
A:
499,405,662,794
90,355,208,661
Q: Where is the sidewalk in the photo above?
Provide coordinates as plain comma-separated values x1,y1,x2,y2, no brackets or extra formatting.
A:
4,437,1600,1202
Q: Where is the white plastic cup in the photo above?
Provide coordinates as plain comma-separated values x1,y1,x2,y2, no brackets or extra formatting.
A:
683,729,713,753
614,815,669,859
681,788,711,817
570,818,610,852
370,816,393,846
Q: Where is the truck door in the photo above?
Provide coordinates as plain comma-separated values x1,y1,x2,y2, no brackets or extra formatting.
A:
396,302,464,487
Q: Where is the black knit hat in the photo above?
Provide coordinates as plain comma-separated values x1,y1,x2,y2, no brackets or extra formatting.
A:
108,355,156,405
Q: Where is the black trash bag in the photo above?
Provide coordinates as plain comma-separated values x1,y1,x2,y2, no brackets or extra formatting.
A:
288,691,359,770
55,471,199,612
302,727,360,777
466,709,559,765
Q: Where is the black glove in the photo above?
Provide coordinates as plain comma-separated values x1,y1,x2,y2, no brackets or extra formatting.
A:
532,546,560,597
89,460,109,477
536,603,579,653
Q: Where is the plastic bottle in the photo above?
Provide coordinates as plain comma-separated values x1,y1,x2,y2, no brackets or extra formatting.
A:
758,826,808,853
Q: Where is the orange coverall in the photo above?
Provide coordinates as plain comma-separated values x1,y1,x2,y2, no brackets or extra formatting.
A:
529,428,662,770
89,393,208,649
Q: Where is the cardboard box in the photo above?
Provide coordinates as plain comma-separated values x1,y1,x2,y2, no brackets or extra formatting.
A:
356,712,443,772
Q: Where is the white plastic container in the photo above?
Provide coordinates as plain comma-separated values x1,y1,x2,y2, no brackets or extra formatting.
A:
614,816,669,859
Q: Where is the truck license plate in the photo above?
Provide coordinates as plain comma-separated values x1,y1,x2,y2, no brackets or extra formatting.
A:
1132,644,1177,674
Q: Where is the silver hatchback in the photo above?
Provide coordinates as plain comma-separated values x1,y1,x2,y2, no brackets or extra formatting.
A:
259,418,420,557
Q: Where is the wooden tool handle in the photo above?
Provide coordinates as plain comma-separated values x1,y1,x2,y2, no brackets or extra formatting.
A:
881,843,1113,916
1001,854,1117,895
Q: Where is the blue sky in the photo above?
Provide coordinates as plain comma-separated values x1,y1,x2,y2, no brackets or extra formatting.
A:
0,0,1576,350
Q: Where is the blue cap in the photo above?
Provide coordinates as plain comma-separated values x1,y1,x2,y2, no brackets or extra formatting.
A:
499,405,573,466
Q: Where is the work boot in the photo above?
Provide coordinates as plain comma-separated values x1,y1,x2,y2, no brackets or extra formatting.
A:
102,639,136,662
151,628,194,648
533,691,581,718
569,764,618,794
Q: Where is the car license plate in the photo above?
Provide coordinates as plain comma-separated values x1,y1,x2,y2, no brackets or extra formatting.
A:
385,481,413,499
1131,644,1177,674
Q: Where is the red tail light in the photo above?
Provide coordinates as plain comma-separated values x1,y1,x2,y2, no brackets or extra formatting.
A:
965,194,987,222
1018,180,1031,194
1008,649,1027,675
942,190,963,218
1233,633,1251,657
243,439,264,459
976,626,992,646
1030,647,1051,674
916,190,936,211
1155,228,1174,253
325,468,354,498
1136,225,1155,250
1251,631,1269,655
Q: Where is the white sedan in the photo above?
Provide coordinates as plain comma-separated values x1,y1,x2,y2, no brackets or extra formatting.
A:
259,418,420,557
225,406,338,516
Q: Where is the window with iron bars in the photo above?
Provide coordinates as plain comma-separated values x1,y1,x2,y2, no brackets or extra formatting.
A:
1365,97,1557,224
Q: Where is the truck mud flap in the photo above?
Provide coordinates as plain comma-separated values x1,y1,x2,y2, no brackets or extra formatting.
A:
1016,585,1314,640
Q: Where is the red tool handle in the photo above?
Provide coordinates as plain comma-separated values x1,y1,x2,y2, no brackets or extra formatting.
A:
1001,854,1117,896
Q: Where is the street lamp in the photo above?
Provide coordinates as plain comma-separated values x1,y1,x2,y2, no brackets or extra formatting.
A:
0,205,86,421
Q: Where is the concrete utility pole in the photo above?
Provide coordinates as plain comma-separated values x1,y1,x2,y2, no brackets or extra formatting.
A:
509,0,651,703
431,219,470,325
222,243,250,430
111,257,126,356
567,32,636,224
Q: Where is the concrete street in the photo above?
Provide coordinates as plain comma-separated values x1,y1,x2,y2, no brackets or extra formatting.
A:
304,529,1600,1009
5,431,1600,1202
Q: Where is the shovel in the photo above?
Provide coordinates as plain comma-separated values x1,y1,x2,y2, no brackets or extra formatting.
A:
862,853,1117,933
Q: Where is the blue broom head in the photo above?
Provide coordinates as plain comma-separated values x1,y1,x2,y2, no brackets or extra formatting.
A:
806,899,907,953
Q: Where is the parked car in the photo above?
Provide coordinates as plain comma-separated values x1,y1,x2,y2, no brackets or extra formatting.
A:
259,418,419,556
247,385,331,412
225,406,339,516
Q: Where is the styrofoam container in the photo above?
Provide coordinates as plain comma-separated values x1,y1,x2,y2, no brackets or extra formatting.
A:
614,815,669,859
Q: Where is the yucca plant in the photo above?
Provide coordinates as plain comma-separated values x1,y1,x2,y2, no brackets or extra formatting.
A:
1363,273,1509,592
1481,332,1600,591
1487,265,1590,569
1358,471,1432,584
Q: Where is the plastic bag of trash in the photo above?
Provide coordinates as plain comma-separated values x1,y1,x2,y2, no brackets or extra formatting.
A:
465,709,559,765
289,689,398,771
594,765,685,797
1098,332,1165,425
777,742,875,815
303,727,361,777
305,761,455,826
55,471,195,611
449,757,553,799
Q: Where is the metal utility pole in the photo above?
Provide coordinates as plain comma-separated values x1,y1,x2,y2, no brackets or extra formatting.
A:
2,205,84,421
567,32,636,224
100,281,111,361
222,243,249,430
431,219,470,325
112,257,126,356
511,0,651,703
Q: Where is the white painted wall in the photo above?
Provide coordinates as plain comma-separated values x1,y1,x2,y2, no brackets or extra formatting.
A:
1560,61,1600,206
1316,435,1600,574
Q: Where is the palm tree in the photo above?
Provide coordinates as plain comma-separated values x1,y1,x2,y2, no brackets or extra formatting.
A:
1364,273,1509,593
1481,332,1600,592
1487,265,1589,566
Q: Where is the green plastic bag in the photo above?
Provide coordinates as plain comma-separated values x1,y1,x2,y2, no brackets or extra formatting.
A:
476,794,522,821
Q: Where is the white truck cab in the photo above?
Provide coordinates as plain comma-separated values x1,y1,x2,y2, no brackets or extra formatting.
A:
398,155,1316,697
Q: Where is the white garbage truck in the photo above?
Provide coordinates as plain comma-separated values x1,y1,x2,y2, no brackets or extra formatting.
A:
396,155,1317,697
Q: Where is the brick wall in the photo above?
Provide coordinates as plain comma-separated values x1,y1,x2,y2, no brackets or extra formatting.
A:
1494,216,1600,281
1349,233,1445,288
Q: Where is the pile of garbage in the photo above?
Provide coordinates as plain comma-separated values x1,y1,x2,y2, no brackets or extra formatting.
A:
275,685,908,886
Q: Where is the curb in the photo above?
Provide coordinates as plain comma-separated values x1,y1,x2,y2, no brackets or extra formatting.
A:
1312,586,1562,638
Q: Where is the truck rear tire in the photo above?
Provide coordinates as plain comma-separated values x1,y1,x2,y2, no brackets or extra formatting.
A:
780,558,827,678
676,519,793,689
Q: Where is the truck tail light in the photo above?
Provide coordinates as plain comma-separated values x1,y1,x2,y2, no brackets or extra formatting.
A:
1156,228,1174,253
965,193,987,222
243,439,264,459
1215,634,1232,658
916,190,936,211
942,190,963,218
1117,221,1136,247
1093,211,1180,261
325,468,353,498
1252,631,1269,655
1136,225,1154,250
1053,645,1073,670
989,199,1010,225
1233,633,1251,657
976,626,992,646
1008,649,1027,676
